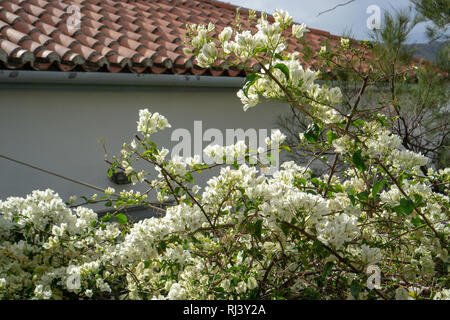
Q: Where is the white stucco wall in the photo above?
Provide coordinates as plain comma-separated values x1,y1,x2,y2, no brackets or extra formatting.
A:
0,82,290,215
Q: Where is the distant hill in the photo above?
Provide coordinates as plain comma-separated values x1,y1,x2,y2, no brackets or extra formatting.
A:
406,41,447,62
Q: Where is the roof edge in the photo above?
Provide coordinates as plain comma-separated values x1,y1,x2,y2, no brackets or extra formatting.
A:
0,70,245,88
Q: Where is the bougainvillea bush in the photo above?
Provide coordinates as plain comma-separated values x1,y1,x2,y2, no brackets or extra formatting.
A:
0,10,448,300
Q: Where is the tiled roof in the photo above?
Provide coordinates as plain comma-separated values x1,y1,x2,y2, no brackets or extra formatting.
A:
0,0,346,76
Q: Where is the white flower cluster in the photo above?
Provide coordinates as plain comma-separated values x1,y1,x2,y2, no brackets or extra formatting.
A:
137,109,171,138
1,105,448,299
316,214,360,250
204,140,248,163
187,11,344,119
1,10,449,299
0,190,122,299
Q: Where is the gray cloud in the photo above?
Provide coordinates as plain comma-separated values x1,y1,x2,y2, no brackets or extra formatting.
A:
224,0,432,43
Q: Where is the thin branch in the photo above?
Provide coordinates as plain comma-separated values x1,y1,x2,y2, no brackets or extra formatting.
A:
317,0,356,17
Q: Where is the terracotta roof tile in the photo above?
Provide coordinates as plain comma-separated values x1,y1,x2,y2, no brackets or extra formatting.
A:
2,26,31,45
22,2,47,17
27,0,49,8
2,1,23,14
0,8,23,25
12,20,38,34
51,31,78,48
29,31,52,46
15,10,38,25
82,16,104,30
45,5,66,19
0,0,356,75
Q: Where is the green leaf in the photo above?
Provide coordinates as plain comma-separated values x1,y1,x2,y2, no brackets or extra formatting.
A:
243,73,260,97
392,205,404,215
350,280,360,299
353,119,365,128
326,131,338,145
185,172,194,183
352,150,367,171
253,220,263,241
331,184,344,193
411,217,424,227
297,178,307,186
280,222,290,236
304,123,322,143
274,53,284,60
254,47,268,54
280,145,291,152
115,213,128,225
399,198,415,215
348,194,356,205
413,194,425,207
273,63,290,81
372,180,385,200
101,213,112,222
157,241,167,254
322,261,334,279
356,191,369,202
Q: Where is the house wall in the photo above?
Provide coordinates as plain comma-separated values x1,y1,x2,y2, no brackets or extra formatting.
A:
0,83,290,216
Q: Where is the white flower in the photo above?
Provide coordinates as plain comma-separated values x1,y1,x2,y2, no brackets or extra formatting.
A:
273,9,293,26
237,89,259,111
235,281,247,294
105,187,115,196
85,289,93,298
167,283,186,300
219,27,233,42
392,150,428,170
270,129,286,145
316,214,360,250
130,139,137,150
433,289,450,300
327,87,343,105
137,109,171,137
292,23,307,38
221,279,231,291
204,144,224,159
185,155,201,167
201,42,218,60
340,38,350,48
182,47,192,55
247,277,258,290
207,22,215,32
96,278,111,293
192,185,200,194
332,135,352,154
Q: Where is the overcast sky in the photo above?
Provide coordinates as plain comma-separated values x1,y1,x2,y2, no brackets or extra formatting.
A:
224,0,432,43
